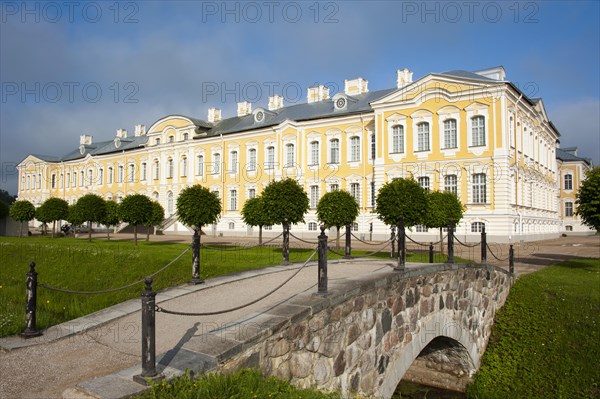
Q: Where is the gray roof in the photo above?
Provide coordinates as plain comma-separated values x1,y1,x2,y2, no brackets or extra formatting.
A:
32,136,148,163
438,70,498,82
557,147,592,165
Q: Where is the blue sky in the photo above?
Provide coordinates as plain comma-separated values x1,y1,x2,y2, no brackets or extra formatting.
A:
1,0,599,194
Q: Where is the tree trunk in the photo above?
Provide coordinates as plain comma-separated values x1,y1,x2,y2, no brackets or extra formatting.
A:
440,228,444,255
19,222,23,238
88,221,92,242
134,225,138,246
146,226,150,242
107,226,110,240
52,221,56,238
336,227,340,250
259,225,263,245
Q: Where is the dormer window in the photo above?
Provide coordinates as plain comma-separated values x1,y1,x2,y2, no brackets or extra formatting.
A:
79,145,85,155
335,97,346,109
255,111,265,123
253,108,274,124
332,93,356,111
114,137,121,148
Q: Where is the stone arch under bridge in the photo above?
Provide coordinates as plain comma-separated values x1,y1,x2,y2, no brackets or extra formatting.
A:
212,263,512,398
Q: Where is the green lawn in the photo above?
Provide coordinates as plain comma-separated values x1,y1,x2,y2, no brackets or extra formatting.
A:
467,258,600,398
135,369,342,399
0,236,456,337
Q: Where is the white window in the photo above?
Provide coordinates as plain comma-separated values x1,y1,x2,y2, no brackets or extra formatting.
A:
329,183,339,192
444,175,458,195
213,153,221,174
167,191,173,214
352,222,359,232
167,158,174,178
168,135,174,143
153,161,159,180
370,134,376,160
196,155,204,176
141,163,147,181
264,225,272,230
66,173,70,188
247,149,257,171
471,222,485,233
417,122,430,151
350,183,360,203
266,146,275,169
472,116,485,146
350,136,360,162
565,202,574,217
564,174,573,190
248,188,256,199
230,189,237,211
370,181,376,207
108,167,113,184
80,171,84,186
180,157,187,177
308,222,318,231
392,125,404,153
418,176,430,191
183,132,189,141
128,164,135,182
51,174,56,189
155,138,160,145
229,151,238,174
330,139,340,163
229,222,235,230
472,173,487,204
87,169,93,186
509,116,514,147
310,141,319,165
285,143,295,167
117,166,124,183
415,225,428,232
443,119,457,149
310,185,319,208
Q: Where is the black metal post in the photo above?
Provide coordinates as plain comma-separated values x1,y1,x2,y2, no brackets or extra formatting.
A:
509,244,515,275
317,226,328,294
429,242,434,264
344,223,351,259
190,228,203,284
390,225,396,259
282,221,290,265
21,261,42,338
134,277,160,384
395,219,406,271
447,224,455,264
480,225,487,264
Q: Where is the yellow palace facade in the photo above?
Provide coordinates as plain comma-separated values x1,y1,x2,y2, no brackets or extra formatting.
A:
16,66,594,242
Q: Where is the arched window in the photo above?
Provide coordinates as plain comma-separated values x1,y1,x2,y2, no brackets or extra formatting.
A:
310,141,319,165
443,119,457,149
285,143,295,167
471,222,485,233
444,175,458,195
564,174,573,190
265,146,275,169
391,125,404,153
213,153,221,174
153,160,159,180
108,167,113,184
152,191,159,201
180,156,187,177
330,139,340,163
167,191,174,214
167,158,174,178
196,155,204,176
247,148,257,171
417,122,430,151
128,164,135,182
51,174,56,189
472,173,487,203
229,222,235,230
472,116,485,146
229,151,238,173
350,136,360,162
168,135,174,143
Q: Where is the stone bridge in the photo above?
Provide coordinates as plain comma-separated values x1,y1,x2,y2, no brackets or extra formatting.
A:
177,262,512,397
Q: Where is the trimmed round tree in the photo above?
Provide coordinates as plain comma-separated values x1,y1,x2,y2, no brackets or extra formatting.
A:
102,200,121,240
145,201,165,241
177,184,221,283
35,205,51,236
118,194,152,246
241,196,274,245
375,177,428,269
10,200,36,237
576,166,600,232
67,204,86,236
316,190,360,249
261,178,309,264
37,197,69,238
76,194,107,242
424,190,465,254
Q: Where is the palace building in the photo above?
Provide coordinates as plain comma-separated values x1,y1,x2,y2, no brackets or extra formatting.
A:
16,66,595,242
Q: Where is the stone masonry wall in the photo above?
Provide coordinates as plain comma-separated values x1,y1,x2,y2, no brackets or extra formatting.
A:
219,264,512,398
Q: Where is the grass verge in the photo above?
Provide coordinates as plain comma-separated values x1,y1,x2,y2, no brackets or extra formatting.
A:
467,258,600,398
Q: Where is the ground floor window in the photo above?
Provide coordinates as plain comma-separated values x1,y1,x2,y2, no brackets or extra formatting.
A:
471,222,485,233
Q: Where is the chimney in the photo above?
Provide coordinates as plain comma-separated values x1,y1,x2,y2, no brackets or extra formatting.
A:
134,124,146,136
268,95,284,111
208,107,222,123
344,78,369,95
116,128,128,138
237,101,252,117
397,68,413,88
79,134,93,145
307,85,330,103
